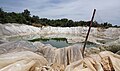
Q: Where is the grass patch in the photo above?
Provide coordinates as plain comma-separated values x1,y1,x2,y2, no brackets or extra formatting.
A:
28,38,50,42
97,40,106,44
82,41,96,45
51,38,67,41
28,38,67,42
99,45,120,53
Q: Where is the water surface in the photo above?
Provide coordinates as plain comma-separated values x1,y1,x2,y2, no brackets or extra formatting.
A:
28,38,71,48
6,34,99,48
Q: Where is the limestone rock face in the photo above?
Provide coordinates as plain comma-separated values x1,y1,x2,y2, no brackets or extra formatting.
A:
0,40,39,54
0,23,120,37
0,24,3,36
0,23,120,71
0,23,120,45
0,23,41,36
65,51,120,71
0,51,48,71
0,40,83,65
36,44,83,69
1,50,120,71
1,40,120,71
0,40,83,70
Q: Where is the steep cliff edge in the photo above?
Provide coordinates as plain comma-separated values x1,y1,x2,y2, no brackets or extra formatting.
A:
0,23,120,45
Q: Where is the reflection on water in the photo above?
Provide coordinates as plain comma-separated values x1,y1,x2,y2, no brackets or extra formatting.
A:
28,37,98,48
42,40,70,48
28,38,71,48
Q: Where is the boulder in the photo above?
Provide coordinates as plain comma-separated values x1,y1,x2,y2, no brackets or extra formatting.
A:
0,40,38,54
99,44,120,53
36,44,83,69
65,51,120,71
0,51,48,71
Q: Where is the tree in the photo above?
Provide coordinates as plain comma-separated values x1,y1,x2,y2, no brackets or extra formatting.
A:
114,25,118,28
108,23,112,27
0,8,3,13
0,8,117,28
31,15,39,23
103,22,108,27
22,9,31,24
22,9,30,17
67,20,74,27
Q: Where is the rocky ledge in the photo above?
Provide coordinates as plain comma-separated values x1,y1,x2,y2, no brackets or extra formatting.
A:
0,23,120,71
0,40,120,71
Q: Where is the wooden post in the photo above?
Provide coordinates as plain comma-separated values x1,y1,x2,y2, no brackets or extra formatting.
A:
82,9,96,58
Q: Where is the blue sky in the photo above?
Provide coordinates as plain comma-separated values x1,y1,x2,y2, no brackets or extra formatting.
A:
0,0,120,25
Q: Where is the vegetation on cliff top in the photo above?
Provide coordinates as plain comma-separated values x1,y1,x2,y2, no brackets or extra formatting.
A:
0,8,119,28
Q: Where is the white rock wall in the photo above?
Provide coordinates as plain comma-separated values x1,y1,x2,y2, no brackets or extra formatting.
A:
0,23,120,39
0,23,41,36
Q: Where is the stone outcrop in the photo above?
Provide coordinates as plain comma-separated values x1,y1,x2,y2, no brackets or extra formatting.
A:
0,41,38,54
0,23,41,36
65,51,120,71
0,40,120,71
0,23,120,45
37,44,83,66
0,23,120,71
0,46,120,71
0,23,120,38
0,51,48,71
0,40,83,68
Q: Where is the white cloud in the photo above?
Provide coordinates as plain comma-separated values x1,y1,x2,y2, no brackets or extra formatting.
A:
0,0,120,25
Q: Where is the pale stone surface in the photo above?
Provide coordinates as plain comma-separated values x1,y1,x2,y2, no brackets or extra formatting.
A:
0,23,120,71
0,23,120,44
0,24,120,37
0,40,82,67
0,41,38,54
1,50,120,71
65,51,120,71
0,51,48,71
34,43,83,67
0,23,41,36
0,40,120,71
0,40,83,70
